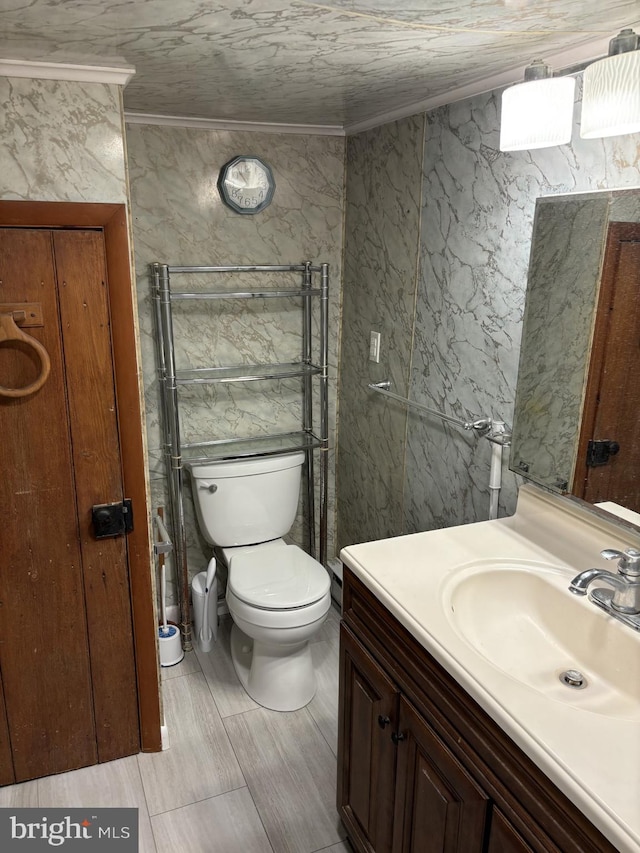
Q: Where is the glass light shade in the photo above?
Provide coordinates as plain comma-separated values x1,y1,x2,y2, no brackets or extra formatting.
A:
581,50,640,138
500,76,576,151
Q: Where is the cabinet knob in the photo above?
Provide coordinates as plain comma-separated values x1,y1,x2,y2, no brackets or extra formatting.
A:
391,731,406,744
377,715,391,729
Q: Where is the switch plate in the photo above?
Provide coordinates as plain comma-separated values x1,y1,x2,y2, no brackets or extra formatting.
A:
369,331,381,363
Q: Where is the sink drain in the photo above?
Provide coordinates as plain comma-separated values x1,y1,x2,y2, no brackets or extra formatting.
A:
559,669,587,690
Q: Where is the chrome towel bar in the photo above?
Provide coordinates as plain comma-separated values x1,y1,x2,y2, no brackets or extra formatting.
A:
367,381,511,446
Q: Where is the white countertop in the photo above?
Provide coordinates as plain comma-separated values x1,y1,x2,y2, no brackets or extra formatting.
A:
340,485,640,853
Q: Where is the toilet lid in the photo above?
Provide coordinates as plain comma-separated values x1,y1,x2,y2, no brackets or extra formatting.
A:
228,545,330,610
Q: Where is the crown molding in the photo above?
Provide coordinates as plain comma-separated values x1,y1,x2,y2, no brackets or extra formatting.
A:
0,59,135,85
124,111,345,136
344,34,613,135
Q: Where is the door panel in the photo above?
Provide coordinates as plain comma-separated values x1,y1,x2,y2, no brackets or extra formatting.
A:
392,696,489,853
0,669,15,785
0,229,97,781
53,231,139,762
574,224,640,510
584,236,640,509
0,227,140,782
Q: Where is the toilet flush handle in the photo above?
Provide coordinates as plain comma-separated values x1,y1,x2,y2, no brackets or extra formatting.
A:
199,482,218,493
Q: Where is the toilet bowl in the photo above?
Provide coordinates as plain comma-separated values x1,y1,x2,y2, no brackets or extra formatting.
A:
225,542,331,711
188,452,332,711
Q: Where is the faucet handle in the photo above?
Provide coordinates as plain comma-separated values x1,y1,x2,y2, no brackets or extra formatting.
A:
601,548,640,578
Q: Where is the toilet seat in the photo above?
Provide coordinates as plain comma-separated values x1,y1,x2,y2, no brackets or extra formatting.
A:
227,585,331,631
228,544,330,611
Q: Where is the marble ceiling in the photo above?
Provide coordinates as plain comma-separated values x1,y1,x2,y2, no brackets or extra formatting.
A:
1,1,639,129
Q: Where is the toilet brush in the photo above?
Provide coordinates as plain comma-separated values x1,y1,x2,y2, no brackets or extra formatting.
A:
156,510,184,667
198,557,217,653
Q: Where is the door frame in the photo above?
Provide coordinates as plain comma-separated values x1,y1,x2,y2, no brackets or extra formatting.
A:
0,199,162,753
573,221,640,504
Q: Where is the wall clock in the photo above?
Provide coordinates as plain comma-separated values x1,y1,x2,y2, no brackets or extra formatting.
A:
217,155,275,215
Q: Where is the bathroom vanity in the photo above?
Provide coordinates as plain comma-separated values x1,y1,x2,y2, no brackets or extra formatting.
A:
338,485,640,853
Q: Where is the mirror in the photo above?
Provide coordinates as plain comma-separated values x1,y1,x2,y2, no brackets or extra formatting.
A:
511,188,640,507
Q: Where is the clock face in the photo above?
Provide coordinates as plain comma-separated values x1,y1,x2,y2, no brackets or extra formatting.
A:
218,156,275,214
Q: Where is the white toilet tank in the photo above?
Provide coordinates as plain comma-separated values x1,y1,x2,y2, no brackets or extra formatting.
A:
189,451,305,547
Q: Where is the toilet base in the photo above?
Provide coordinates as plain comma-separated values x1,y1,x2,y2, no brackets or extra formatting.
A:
229,622,317,712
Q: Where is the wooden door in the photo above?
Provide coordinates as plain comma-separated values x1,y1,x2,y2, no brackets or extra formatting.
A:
338,623,399,853
574,222,640,510
0,228,140,784
391,697,489,853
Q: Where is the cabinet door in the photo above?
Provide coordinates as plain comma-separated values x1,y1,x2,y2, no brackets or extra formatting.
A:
487,809,536,853
338,624,399,853
392,696,490,853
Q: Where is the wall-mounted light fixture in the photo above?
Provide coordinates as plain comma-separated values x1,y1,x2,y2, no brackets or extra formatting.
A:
499,60,575,151
581,28,640,138
500,28,640,152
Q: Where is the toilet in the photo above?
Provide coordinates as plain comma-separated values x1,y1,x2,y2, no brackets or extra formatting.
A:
188,451,331,711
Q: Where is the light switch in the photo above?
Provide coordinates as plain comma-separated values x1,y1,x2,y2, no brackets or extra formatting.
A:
369,331,381,363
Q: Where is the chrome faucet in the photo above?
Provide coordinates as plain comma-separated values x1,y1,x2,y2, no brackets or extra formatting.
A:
569,548,640,631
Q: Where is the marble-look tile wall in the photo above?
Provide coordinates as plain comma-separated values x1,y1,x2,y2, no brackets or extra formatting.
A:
336,115,424,549
405,82,640,533
1,77,128,203
511,194,610,493
337,80,640,549
126,124,345,592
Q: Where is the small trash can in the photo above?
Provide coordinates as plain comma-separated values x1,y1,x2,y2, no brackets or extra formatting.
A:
192,557,218,653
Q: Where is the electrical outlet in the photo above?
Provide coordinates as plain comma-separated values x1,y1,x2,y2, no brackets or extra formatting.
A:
369,331,381,363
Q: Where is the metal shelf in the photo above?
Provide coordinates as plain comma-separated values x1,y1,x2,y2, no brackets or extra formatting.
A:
168,264,322,274
151,260,329,652
175,362,322,385
171,288,323,300
181,431,322,463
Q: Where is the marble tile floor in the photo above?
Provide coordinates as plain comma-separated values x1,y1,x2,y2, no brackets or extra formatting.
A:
0,604,349,853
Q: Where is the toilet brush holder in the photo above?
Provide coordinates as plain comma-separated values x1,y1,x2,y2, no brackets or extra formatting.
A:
158,624,184,667
192,558,218,653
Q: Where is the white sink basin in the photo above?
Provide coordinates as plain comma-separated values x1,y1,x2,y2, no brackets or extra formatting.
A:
342,485,640,852
442,559,640,718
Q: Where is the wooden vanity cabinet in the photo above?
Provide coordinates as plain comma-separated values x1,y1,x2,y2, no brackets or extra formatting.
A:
339,623,397,852
392,693,491,853
337,568,618,853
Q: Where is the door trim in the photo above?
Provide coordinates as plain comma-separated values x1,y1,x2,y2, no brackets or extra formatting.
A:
572,221,640,505
0,200,162,753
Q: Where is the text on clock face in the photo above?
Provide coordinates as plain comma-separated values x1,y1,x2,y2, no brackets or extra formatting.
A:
229,187,266,205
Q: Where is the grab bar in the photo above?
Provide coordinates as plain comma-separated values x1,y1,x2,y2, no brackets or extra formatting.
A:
367,381,511,445
368,381,491,433
153,511,173,557
368,381,511,519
